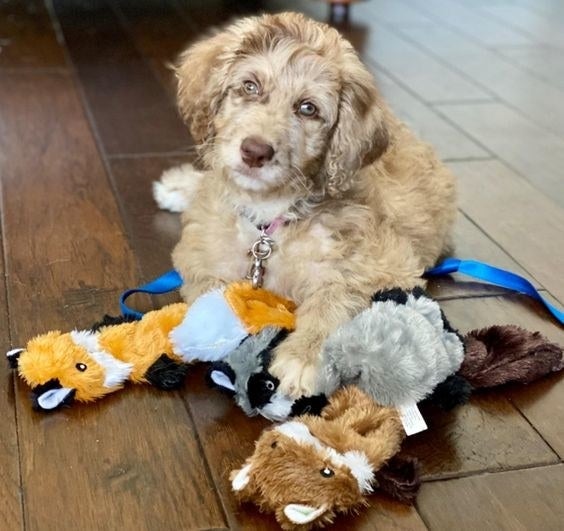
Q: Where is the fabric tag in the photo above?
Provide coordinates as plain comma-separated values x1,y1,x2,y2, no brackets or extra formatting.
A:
398,402,428,436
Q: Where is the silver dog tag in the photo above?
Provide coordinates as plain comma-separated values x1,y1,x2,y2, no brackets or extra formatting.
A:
247,230,274,288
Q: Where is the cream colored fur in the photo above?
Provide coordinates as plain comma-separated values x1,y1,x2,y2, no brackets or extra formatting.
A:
158,13,457,397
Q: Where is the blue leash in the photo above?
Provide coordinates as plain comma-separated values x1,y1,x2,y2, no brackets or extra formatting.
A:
120,258,563,325
424,258,563,324
120,269,183,319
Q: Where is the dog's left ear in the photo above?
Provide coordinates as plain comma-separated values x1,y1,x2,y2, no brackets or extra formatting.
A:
324,44,389,196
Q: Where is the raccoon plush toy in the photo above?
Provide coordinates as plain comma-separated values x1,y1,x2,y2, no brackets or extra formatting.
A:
208,288,563,421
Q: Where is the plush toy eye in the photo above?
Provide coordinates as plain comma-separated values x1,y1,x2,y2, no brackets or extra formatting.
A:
265,380,275,391
271,441,277,449
320,467,334,478
76,363,87,372
298,101,317,117
243,80,259,95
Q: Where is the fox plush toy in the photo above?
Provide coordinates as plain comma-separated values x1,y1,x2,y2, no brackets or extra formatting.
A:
6,282,295,411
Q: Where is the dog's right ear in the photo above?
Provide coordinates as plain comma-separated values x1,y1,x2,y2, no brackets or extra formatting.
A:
175,28,239,147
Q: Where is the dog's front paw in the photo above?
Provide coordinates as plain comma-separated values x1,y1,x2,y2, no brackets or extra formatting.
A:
270,355,318,398
153,163,204,212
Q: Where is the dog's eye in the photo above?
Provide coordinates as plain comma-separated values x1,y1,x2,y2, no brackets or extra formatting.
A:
76,363,87,372
298,101,317,117
243,80,259,95
320,467,334,478
265,380,275,391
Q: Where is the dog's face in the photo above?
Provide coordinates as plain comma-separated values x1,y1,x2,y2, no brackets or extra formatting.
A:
215,49,340,194
175,13,388,199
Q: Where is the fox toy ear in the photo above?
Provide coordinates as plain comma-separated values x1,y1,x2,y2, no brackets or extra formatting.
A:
32,387,76,412
207,362,236,394
6,348,24,369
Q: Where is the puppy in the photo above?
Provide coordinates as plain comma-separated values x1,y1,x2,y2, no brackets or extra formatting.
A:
155,12,457,397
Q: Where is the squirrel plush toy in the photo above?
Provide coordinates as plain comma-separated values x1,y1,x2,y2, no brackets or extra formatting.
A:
6,283,295,411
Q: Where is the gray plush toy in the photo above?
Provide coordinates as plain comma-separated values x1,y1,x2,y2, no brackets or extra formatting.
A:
208,287,563,421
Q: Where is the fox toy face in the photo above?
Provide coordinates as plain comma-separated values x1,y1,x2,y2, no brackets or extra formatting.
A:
7,329,133,411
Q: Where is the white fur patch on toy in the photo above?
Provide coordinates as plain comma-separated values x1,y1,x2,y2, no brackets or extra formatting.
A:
170,288,248,362
284,504,327,525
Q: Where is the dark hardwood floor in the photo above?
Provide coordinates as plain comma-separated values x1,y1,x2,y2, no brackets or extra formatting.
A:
0,0,562,529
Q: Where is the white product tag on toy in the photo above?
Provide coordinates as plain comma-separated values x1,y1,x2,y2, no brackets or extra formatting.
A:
398,402,427,436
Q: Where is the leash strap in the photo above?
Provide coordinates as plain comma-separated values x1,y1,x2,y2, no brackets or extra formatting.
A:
425,258,563,325
120,269,183,319
120,259,563,325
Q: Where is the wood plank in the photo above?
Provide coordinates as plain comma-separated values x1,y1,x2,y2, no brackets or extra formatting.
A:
417,464,564,530
0,209,23,529
52,0,188,156
0,71,226,531
0,0,65,68
401,0,532,46
376,71,489,161
109,156,186,281
112,0,198,102
348,24,492,104
403,25,564,138
496,45,564,92
484,4,564,49
426,212,542,300
401,294,563,480
448,159,564,301
439,294,564,459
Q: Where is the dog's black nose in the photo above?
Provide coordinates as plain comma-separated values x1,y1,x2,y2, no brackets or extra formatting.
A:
240,136,275,168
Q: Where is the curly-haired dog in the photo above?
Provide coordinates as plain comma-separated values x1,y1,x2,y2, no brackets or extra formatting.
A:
154,12,457,397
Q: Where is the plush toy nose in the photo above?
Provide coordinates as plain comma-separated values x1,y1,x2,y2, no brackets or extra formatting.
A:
240,136,275,168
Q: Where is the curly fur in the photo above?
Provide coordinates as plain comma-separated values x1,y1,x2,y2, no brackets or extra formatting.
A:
160,12,457,397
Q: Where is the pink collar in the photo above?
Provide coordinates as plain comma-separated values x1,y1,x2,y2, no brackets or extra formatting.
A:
259,215,290,236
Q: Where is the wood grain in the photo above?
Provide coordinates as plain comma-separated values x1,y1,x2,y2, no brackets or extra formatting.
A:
417,464,564,530
0,212,23,529
52,0,188,156
426,212,542,300
0,71,226,531
353,24,492,104
404,25,564,138
401,393,557,480
449,159,564,301
496,45,564,92
402,0,532,46
0,0,65,68
484,4,564,48
439,294,564,461
376,71,489,161
109,156,186,280
112,0,198,101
